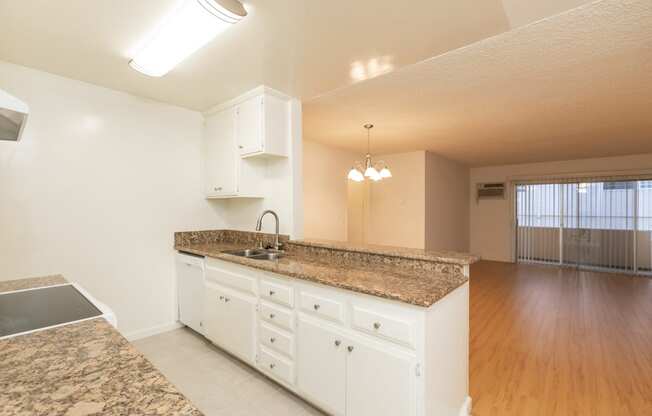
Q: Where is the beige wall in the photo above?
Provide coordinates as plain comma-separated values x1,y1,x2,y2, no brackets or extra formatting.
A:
470,153,652,262
363,151,427,249
425,152,470,252
303,141,358,241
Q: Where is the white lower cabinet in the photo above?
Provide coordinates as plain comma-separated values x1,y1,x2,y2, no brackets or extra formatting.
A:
180,257,470,416
346,337,415,416
297,317,347,416
297,316,415,416
203,282,256,365
176,253,204,334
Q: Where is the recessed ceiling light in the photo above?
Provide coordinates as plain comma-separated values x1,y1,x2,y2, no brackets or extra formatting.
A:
129,0,247,77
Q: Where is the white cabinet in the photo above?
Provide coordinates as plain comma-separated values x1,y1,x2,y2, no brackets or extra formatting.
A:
202,108,265,199
178,255,470,416
297,317,347,416
201,87,290,199
235,93,288,158
203,282,257,364
346,338,415,416
203,108,237,197
176,253,204,334
297,316,415,416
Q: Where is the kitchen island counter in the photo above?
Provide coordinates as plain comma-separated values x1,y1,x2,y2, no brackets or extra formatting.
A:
0,276,202,416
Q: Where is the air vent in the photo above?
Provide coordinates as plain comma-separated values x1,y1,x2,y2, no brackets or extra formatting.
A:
477,182,505,201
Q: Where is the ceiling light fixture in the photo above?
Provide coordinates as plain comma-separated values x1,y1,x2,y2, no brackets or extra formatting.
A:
347,124,392,182
129,0,247,77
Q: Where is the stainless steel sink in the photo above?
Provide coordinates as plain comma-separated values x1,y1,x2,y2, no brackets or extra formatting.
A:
222,248,285,261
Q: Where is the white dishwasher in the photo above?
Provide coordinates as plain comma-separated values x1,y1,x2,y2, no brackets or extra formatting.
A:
176,252,205,334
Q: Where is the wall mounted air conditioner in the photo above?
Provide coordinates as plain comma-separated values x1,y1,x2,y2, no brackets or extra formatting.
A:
476,182,505,202
0,89,29,142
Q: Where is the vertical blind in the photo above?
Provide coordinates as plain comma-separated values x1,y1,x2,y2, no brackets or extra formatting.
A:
516,180,652,275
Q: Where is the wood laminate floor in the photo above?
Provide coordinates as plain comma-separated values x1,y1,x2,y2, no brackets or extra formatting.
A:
469,261,652,416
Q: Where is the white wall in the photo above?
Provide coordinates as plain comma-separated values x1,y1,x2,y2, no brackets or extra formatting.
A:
303,140,358,241
425,153,470,252
470,153,652,262
0,61,225,339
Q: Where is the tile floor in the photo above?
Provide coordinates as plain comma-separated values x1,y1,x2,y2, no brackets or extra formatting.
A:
133,327,325,416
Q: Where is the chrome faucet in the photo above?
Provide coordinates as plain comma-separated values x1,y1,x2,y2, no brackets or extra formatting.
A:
255,210,281,250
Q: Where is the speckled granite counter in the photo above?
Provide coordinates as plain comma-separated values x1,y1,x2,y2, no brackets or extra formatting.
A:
0,277,202,416
0,275,67,292
175,230,479,307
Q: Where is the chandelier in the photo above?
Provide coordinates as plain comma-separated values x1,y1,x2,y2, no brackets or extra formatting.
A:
347,124,392,182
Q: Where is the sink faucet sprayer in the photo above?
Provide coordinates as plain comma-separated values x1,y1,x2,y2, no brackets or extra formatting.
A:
255,210,281,250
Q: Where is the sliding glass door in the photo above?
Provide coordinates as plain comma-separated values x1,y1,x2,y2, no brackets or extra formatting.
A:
516,179,651,275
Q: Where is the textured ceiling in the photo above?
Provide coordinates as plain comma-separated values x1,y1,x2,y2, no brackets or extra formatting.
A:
303,0,652,167
0,0,587,111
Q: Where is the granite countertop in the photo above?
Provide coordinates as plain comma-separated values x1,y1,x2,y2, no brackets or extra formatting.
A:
289,239,480,266
0,277,203,416
0,275,67,293
176,241,469,307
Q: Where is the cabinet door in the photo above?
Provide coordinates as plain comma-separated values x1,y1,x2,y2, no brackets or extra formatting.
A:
296,317,346,416
235,95,263,156
346,339,416,416
203,108,237,196
221,290,257,364
203,284,226,344
176,256,204,334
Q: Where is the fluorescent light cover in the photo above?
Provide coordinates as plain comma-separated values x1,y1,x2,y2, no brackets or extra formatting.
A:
130,0,246,77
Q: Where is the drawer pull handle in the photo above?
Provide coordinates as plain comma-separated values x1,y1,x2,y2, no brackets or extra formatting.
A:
270,337,276,343
214,186,223,191
313,304,320,311
334,340,341,347
373,322,381,330
269,363,276,369
269,313,275,319
269,290,275,296
347,346,354,353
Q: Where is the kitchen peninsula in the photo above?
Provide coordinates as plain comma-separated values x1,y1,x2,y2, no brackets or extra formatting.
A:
0,276,202,416
175,229,479,416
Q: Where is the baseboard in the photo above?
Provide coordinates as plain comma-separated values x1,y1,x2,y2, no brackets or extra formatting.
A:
459,396,472,416
123,321,183,341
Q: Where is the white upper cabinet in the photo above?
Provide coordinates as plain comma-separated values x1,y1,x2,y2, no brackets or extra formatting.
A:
202,86,290,199
203,108,238,197
235,93,289,158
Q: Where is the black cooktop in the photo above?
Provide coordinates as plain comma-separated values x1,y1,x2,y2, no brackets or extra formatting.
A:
0,284,102,338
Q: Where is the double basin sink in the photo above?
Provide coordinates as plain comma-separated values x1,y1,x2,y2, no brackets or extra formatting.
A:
222,248,285,261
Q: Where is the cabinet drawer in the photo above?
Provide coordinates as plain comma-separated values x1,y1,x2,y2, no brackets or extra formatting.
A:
205,265,256,295
352,306,414,348
299,291,344,324
260,278,294,307
258,346,294,386
260,301,294,332
259,322,294,358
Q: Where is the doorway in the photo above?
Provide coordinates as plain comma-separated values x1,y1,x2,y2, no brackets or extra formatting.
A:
515,180,652,275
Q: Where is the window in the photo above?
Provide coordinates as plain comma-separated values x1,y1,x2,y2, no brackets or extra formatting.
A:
603,181,635,190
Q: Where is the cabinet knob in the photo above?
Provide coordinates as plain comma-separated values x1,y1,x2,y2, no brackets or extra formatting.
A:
373,322,381,330
313,304,320,311
269,313,275,319
224,297,230,303
347,346,354,353
238,145,243,149
269,363,276,370
269,290,275,296
219,296,224,301
270,337,276,343
334,340,341,347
